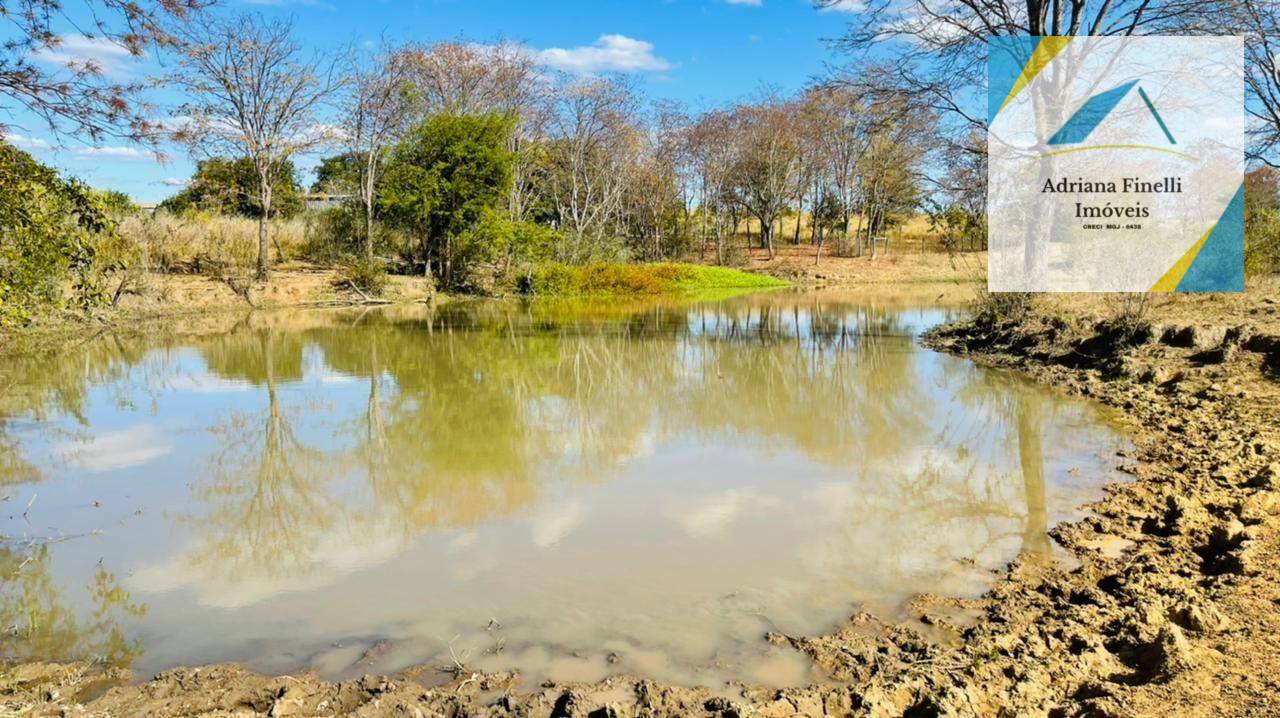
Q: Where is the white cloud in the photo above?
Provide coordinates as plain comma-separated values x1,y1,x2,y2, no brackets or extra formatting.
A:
820,0,867,11
528,500,585,548
4,130,153,161
670,488,780,539
537,35,672,75
30,35,138,78
72,145,150,160
304,122,346,144
131,518,408,609
3,131,51,151
161,177,191,187
56,425,171,472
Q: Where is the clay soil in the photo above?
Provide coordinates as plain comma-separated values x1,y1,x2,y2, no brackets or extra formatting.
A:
4,266,1280,717
741,244,987,286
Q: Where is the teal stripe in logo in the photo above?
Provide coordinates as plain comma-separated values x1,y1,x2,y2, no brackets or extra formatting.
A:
1177,184,1244,293
987,37,1041,125
1136,87,1176,145
1047,81,1137,145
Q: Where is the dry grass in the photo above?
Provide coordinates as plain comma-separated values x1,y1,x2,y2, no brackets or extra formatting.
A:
118,213,313,274
731,213,964,254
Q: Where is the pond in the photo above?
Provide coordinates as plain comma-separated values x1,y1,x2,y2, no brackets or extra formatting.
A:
0,288,1129,689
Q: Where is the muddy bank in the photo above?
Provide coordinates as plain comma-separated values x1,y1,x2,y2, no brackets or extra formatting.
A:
0,253,977,357
4,286,1279,717
918,293,1280,716
746,245,986,287
0,265,438,358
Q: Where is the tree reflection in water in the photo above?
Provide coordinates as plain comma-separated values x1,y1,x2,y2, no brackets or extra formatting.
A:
0,291,1126,684
0,543,146,667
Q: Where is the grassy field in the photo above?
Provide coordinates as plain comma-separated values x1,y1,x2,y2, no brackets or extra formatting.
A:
526,262,789,296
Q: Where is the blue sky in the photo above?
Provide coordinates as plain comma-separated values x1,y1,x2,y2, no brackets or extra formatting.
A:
3,0,859,203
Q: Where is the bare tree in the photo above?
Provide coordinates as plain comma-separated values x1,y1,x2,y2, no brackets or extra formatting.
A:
0,0,208,145
401,41,540,118
546,77,638,261
1238,0,1280,166
654,100,696,255
728,98,803,260
798,86,871,263
818,0,1239,144
175,14,337,281
688,109,740,265
341,44,411,259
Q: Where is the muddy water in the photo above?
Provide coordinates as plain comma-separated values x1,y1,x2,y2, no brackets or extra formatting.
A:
0,289,1129,688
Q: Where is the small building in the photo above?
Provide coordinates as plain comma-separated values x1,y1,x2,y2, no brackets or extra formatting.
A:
305,193,354,211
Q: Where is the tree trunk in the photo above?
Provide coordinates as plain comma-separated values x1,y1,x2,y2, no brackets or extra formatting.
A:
793,195,803,245
363,168,376,261
444,233,453,288
257,189,272,282
365,201,375,260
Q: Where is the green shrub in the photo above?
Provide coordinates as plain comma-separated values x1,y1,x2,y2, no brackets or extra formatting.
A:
91,188,139,218
303,204,362,263
158,156,304,219
379,113,516,289
73,226,147,309
0,142,114,326
339,255,389,296
457,210,560,290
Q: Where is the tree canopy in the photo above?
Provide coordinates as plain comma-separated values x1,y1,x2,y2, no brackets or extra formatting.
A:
379,113,516,287
0,0,209,144
0,142,116,325
159,157,304,219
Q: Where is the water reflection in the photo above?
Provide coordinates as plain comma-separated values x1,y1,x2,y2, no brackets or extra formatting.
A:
0,543,146,667
0,290,1128,687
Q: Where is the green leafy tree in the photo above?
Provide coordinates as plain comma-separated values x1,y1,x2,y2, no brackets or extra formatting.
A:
379,113,515,288
159,157,304,219
91,189,139,217
459,208,560,281
0,142,115,326
311,153,360,194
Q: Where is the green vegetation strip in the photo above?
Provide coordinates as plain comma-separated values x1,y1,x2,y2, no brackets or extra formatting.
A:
527,263,788,296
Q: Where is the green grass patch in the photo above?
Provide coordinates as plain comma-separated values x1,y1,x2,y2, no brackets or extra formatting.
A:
526,262,787,296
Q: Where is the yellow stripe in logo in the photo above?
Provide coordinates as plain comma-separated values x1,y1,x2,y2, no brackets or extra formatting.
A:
1150,225,1214,292
1038,144,1195,161
999,36,1073,116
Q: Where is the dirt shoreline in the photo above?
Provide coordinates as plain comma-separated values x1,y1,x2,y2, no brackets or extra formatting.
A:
5,272,1279,717
0,264,439,358
0,252,982,357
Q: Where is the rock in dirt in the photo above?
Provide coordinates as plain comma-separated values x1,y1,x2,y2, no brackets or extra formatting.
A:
1240,492,1280,522
1169,599,1232,634
1161,325,1228,350
1248,462,1280,490
1153,624,1195,677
